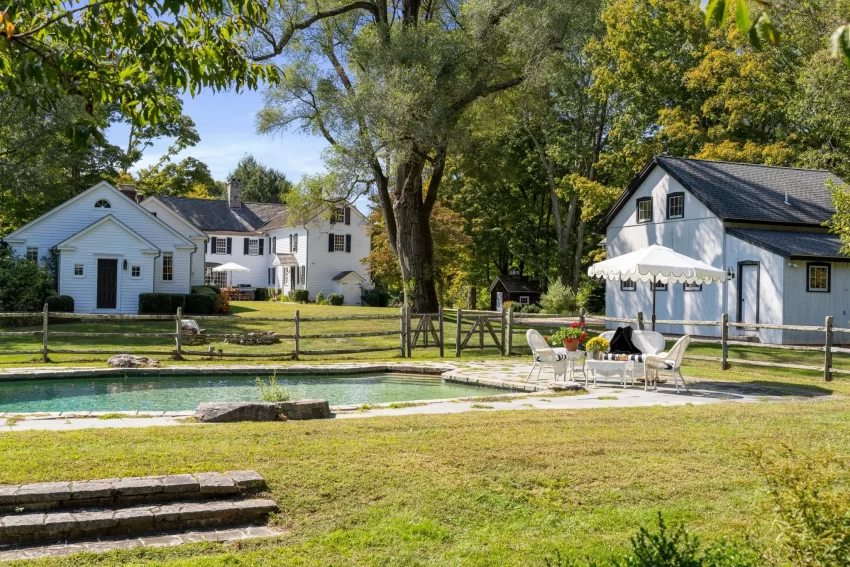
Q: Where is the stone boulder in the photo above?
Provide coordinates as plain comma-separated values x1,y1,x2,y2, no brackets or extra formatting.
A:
107,354,160,368
222,332,278,346
195,402,280,423
276,399,331,420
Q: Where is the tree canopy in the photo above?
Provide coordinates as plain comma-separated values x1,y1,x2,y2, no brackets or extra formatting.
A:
228,155,292,204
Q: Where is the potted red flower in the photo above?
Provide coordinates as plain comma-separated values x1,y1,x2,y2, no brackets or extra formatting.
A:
550,322,588,352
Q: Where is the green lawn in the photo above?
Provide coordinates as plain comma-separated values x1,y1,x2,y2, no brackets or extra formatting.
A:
1,399,848,566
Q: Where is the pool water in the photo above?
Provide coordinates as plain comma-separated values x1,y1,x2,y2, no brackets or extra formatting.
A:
0,374,506,413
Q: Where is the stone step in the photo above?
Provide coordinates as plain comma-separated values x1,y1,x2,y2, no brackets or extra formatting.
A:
0,498,278,545
0,471,265,513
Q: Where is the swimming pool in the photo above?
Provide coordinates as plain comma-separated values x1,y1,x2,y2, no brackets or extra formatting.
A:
0,374,507,413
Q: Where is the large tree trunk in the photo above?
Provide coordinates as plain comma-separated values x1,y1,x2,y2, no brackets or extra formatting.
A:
571,219,587,292
392,155,440,313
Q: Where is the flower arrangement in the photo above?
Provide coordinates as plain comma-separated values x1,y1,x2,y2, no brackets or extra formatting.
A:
585,336,609,359
549,322,588,350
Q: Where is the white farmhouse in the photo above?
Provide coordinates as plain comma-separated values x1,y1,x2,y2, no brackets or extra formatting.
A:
598,156,850,344
0,182,198,313
142,179,371,305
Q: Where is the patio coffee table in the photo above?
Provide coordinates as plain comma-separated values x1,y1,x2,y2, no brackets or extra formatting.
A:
583,359,635,387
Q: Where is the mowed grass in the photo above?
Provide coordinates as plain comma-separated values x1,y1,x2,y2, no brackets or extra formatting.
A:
1,400,849,566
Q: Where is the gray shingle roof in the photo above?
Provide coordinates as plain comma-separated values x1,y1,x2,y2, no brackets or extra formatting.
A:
727,228,847,260
598,157,847,232
259,209,292,230
158,197,288,233
488,275,543,294
331,270,365,281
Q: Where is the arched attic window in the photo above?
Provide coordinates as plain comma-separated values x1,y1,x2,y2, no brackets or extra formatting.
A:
94,199,111,209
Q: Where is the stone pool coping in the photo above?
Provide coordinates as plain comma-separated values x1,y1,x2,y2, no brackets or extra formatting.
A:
0,362,549,417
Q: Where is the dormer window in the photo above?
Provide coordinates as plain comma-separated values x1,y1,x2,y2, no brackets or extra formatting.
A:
94,199,111,209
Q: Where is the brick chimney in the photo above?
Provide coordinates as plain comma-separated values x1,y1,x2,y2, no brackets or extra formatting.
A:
227,178,243,208
117,183,138,203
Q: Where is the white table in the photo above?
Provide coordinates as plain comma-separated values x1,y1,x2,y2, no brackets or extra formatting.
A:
583,359,635,387
552,349,586,381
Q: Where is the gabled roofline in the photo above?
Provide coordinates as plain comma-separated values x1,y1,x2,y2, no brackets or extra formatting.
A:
54,215,160,253
140,196,208,240
726,228,850,262
5,182,196,248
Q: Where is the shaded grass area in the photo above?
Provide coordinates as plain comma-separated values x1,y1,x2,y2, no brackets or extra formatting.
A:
1,400,849,566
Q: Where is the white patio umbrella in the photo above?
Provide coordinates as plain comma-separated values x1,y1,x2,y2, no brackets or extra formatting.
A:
212,262,251,287
587,244,727,330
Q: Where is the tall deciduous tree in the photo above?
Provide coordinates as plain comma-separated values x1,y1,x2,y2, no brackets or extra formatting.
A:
252,0,594,311
228,155,292,203
135,157,222,198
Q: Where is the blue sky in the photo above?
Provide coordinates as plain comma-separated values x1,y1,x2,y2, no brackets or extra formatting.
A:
106,89,329,183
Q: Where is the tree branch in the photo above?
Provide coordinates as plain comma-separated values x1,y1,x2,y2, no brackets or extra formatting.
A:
449,76,524,115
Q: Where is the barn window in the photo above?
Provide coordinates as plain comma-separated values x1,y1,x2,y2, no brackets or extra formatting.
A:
162,253,173,281
650,281,667,292
621,279,636,291
94,199,111,209
25,247,38,262
667,193,684,219
807,263,830,292
74,264,84,277
636,197,652,223
131,266,141,278
683,282,702,292
519,296,530,305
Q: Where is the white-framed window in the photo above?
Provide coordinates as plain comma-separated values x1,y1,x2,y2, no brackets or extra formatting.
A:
683,282,702,292
621,279,636,291
162,253,173,281
636,198,652,223
74,264,84,277
205,268,227,288
334,234,345,251
332,206,345,224
667,193,684,219
807,263,830,292
650,281,667,291
519,296,530,305
25,247,38,262
131,266,141,278
248,238,259,256
94,199,111,209
215,238,227,255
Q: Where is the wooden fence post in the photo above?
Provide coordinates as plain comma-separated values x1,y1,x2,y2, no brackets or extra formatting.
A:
295,309,301,360
636,311,644,331
438,307,444,358
579,307,586,327
42,303,49,363
404,305,413,358
824,315,833,382
455,308,462,357
721,312,729,370
479,315,484,349
500,307,507,356
399,306,406,358
174,306,183,360
506,306,514,356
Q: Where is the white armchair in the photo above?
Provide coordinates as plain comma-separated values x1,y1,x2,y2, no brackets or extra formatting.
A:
525,329,569,382
644,335,691,393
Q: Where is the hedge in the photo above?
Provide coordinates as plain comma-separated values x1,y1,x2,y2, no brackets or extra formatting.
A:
191,286,220,296
139,293,177,314
361,288,390,307
288,289,309,303
46,295,74,313
255,287,277,301
184,293,216,315
327,293,344,306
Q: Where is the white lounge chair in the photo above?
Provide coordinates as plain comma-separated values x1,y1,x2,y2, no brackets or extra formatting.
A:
644,335,691,393
525,329,569,382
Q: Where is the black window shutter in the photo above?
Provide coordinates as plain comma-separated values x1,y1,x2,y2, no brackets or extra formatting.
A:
289,234,293,253
344,207,351,225
210,237,217,255
226,238,232,255
296,266,300,284
204,240,208,254
259,239,264,255
328,233,335,252
244,238,249,255
294,234,297,252
345,234,351,253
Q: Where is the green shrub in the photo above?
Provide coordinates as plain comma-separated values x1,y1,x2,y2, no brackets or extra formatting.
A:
45,295,74,313
0,253,56,312
540,280,577,314
522,304,541,314
256,371,291,403
327,293,344,306
191,286,219,296
254,287,277,301
138,293,175,314
577,278,606,315
288,289,309,303
361,287,391,307
315,291,325,305
169,294,186,313
184,293,216,315
511,302,524,313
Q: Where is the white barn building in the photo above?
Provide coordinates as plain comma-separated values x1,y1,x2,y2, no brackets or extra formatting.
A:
598,156,850,344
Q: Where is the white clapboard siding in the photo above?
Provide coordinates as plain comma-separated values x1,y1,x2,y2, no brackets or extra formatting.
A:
205,234,273,289
141,198,207,286
782,260,850,344
304,211,370,302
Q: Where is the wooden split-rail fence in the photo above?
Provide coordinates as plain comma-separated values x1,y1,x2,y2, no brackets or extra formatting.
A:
0,304,847,380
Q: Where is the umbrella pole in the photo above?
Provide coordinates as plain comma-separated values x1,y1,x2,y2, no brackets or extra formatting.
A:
652,278,657,331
